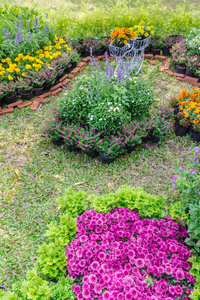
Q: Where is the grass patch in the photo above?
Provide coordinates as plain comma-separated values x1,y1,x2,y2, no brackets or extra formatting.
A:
0,59,194,287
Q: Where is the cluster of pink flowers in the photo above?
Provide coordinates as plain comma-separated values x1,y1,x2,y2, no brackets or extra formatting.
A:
65,207,195,300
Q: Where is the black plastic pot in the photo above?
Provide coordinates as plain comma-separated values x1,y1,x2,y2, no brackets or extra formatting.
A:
4,91,17,105
198,75,200,82
19,90,33,100
84,50,90,57
174,107,179,115
65,63,72,74
71,61,77,69
150,133,160,143
175,124,188,137
44,82,55,91
175,117,179,127
95,49,105,56
83,149,99,158
141,134,149,143
78,50,85,57
185,68,195,77
50,137,64,146
188,124,193,136
162,48,171,57
66,144,80,152
151,49,161,56
191,130,200,142
144,48,151,54
176,65,186,74
99,153,116,164
34,86,44,96
126,145,136,153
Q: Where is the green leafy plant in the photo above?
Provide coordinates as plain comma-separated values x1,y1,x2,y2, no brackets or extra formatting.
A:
89,185,167,218
49,276,76,300
20,268,51,300
170,40,188,67
96,135,126,157
56,187,87,216
77,128,102,151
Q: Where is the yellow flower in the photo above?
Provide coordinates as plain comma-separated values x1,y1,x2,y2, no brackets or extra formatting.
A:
150,31,154,35
53,53,58,58
18,53,23,58
147,26,151,31
55,37,58,41
14,57,20,62
0,71,5,75
22,72,26,77
37,64,42,69
35,68,39,72
8,75,13,80
49,42,52,44
15,68,20,73
57,51,62,55
55,45,61,50
144,32,149,37
67,47,71,51
39,49,43,53
26,64,32,70
1,59,6,63
18,62,22,66
64,44,68,48
39,54,44,58
6,57,11,62
45,54,50,59
50,56,53,60
124,40,127,44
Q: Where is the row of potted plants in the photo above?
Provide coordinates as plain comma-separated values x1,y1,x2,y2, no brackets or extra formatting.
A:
170,88,200,142
0,54,79,106
44,110,173,164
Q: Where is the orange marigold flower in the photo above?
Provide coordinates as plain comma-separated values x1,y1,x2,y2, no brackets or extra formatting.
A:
192,87,196,90
193,119,199,124
180,107,183,111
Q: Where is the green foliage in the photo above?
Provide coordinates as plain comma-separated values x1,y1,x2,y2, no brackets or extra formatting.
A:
58,73,154,134
168,201,189,221
53,0,200,39
188,252,200,300
49,276,76,300
186,28,200,56
0,290,24,300
45,213,77,244
56,187,87,216
37,240,67,280
185,203,200,252
20,268,51,300
89,185,167,219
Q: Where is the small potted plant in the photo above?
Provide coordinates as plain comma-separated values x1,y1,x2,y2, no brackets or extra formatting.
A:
94,39,106,56
160,35,178,56
191,123,200,142
101,37,111,56
97,135,126,164
27,71,45,96
169,97,179,115
61,124,80,152
69,51,81,69
1,82,17,105
175,114,190,137
195,69,200,82
150,36,162,56
77,128,101,158
40,67,57,90
71,40,85,57
185,54,199,77
150,116,172,143
17,78,33,100
122,122,142,153
42,121,64,146
170,40,187,74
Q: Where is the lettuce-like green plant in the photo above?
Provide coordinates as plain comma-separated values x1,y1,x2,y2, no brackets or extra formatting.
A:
188,252,200,300
89,185,167,219
20,268,51,300
56,187,87,216
49,276,76,300
37,239,67,280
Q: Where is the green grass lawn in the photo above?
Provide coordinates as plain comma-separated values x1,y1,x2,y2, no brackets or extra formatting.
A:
0,58,195,287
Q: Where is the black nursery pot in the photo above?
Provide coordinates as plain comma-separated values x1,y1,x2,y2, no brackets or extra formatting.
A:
19,90,33,100
141,134,149,143
198,75,200,82
191,130,200,143
78,50,85,57
65,63,72,74
174,107,179,116
151,49,161,56
51,137,64,146
83,149,99,158
84,50,90,57
176,65,186,74
126,145,136,154
185,68,195,77
4,91,17,105
44,82,54,91
66,144,81,152
34,86,44,96
95,48,105,56
175,124,188,137
99,153,116,164
71,61,77,69
150,133,160,143
162,48,171,57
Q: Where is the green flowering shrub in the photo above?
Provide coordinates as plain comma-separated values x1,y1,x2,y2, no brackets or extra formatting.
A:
49,276,76,300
